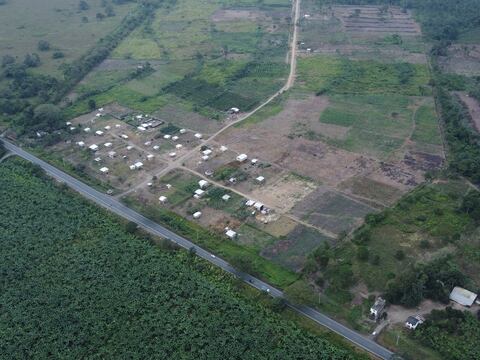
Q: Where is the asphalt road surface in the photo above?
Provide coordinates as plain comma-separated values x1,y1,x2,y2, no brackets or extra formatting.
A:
1,138,394,360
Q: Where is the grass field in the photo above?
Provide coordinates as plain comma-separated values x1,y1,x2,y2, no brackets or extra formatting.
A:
64,0,290,120
412,99,443,146
297,56,431,96
0,0,135,78
0,157,364,359
319,94,415,158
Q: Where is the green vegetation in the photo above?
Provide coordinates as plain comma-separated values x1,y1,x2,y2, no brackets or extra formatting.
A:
319,94,414,158
0,157,363,359
413,307,480,360
412,100,443,146
123,195,299,288
297,56,430,96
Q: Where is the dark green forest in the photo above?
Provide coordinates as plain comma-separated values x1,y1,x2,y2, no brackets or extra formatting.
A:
0,158,363,359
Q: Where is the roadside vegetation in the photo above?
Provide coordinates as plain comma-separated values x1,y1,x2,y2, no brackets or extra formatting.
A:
0,157,366,359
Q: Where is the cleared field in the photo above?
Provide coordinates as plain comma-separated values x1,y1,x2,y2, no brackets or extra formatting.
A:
0,0,135,77
438,44,480,76
297,56,431,96
64,0,291,123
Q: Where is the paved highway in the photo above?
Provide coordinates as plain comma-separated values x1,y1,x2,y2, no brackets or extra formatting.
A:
1,138,394,360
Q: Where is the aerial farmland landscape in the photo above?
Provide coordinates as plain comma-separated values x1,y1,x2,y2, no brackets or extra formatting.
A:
1,0,480,359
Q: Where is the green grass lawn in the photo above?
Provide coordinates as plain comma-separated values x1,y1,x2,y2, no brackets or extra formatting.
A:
412,99,443,146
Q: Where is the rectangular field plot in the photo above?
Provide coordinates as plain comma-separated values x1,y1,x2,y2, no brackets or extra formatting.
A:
297,56,431,96
290,188,376,235
261,225,334,272
319,95,414,158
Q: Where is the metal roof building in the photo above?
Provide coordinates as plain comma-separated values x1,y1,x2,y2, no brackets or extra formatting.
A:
449,286,477,307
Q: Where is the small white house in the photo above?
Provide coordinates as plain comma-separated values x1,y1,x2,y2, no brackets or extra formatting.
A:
176,144,183,149
121,134,129,139
84,127,91,133
194,133,203,139
94,157,102,162
104,125,111,130
70,127,76,131
147,154,154,161
226,229,237,239
95,130,104,136
236,154,248,162
66,121,72,126
134,161,144,169
193,211,202,219
108,151,117,158
144,141,152,146
194,188,205,197
115,124,122,128
138,126,146,131
153,145,160,150
202,149,212,156
405,316,424,330
254,202,264,211
163,134,172,140
245,199,255,207
229,177,237,184
129,165,136,170
104,142,112,148
251,158,258,165
100,167,109,174
229,107,240,114
180,129,186,134
202,155,209,161
172,136,179,141
222,194,231,201
159,196,168,204
89,144,99,151
256,176,265,183
169,152,177,158
198,180,209,189
220,145,228,152
126,145,133,150
77,141,85,147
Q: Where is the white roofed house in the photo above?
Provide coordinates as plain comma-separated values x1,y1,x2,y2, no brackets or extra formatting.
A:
193,211,202,219
405,315,424,330
99,167,109,174
147,154,154,161
159,196,168,204
255,176,265,184
134,161,144,169
449,286,478,307
198,180,209,189
95,130,104,136
194,189,205,198
194,133,203,139
108,151,117,158
225,229,237,239
89,144,99,151
77,141,85,147
236,154,248,162
370,297,386,321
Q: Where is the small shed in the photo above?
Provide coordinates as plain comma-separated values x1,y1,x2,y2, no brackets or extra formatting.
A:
108,151,116,158
202,155,209,161
144,141,152,146
176,144,183,149
194,133,203,139
134,161,144,169
126,145,133,150
226,229,237,239
254,202,264,211
449,286,477,307
153,145,160,150
251,158,258,165
104,142,112,147
193,211,202,219
180,129,187,134
220,145,228,152
77,141,85,147
164,134,172,139
104,125,111,130
66,121,72,126
84,127,91,133
95,130,104,136
147,154,154,161
121,134,129,139
172,136,179,141
89,144,99,151
169,152,177,158
222,194,231,201
245,200,255,207
159,196,168,204
100,167,109,174
256,176,265,183
194,189,205,198
137,126,146,131
202,149,212,156
236,154,248,162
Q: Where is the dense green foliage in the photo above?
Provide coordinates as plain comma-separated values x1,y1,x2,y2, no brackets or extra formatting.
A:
0,158,362,359
413,307,480,360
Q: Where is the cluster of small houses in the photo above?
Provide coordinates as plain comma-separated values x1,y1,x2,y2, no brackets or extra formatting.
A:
369,286,480,331
72,110,197,175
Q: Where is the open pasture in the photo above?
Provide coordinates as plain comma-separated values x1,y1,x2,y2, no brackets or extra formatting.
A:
0,0,135,78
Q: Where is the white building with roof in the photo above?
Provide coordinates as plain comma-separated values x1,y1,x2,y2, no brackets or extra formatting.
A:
449,286,477,307
236,154,248,162
193,211,202,219
95,130,104,136
99,167,109,174
226,229,237,239
194,133,203,139
198,180,209,189
89,144,99,151
159,196,168,204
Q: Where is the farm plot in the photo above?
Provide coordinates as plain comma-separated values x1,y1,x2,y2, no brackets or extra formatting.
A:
261,225,334,272
437,44,480,76
0,0,135,78
298,1,426,63
64,0,291,125
290,187,376,235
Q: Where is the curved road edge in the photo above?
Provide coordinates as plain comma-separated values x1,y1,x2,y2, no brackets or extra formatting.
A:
1,138,394,360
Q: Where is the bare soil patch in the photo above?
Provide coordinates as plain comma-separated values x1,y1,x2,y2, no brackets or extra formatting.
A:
438,45,480,76
212,9,266,22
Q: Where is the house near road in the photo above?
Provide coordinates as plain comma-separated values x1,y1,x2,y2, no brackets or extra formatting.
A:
449,286,478,307
370,297,386,321
198,180,209,189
